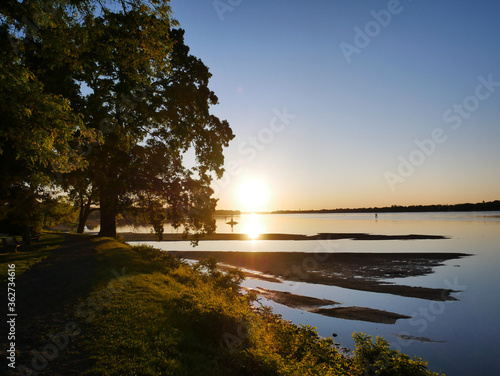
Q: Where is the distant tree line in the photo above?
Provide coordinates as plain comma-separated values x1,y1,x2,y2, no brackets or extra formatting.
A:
272,200,500,214
214,210,241,216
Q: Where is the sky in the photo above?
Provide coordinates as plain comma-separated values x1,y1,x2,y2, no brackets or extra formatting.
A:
169,0,500,211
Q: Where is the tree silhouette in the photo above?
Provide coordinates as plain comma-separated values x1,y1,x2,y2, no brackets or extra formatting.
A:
1,1,233,238
71,8,233,237
0,0,98,235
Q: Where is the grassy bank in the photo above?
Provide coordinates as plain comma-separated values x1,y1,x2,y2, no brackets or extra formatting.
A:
1,234,443,375
82,239,443,375
0,233,64,282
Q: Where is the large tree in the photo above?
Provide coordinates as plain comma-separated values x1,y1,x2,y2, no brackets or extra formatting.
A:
81,20,233,238
1,1,233,239
0,0,97,235
61,2,232,238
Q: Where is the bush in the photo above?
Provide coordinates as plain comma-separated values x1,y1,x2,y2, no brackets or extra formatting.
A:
194,256,245,292
351,333,442,376
131,244,183,271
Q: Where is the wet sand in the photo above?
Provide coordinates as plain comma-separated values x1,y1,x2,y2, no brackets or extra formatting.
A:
312,307,411,324
218,266,283,283
245,287,411,324
250,287,339,309
170,251,470,301
122,232,448,242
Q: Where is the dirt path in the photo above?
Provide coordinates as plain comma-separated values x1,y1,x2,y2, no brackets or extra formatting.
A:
1,233,98,375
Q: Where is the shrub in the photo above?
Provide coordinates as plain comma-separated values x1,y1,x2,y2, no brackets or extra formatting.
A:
351,333,442,376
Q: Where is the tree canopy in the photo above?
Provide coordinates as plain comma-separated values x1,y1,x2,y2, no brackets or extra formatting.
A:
0,0,233,239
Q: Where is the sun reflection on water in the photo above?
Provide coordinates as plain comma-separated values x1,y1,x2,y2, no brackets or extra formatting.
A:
243,213,263,240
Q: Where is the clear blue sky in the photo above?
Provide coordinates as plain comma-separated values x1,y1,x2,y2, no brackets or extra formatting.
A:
170,0,500,211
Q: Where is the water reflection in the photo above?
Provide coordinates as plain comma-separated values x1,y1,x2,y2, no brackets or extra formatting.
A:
242,213,264,240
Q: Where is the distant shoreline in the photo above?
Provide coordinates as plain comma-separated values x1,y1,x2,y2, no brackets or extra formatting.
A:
215,200,500,215
269,200,500,214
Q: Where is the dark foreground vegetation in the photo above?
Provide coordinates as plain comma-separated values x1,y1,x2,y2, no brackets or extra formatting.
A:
1,233,443,375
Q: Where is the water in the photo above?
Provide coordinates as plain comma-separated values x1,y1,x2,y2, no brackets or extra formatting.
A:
125,211,500,375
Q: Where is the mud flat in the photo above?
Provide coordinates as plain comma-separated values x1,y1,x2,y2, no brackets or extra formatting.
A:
170,251,470,301
250,287,339,310
246,287,411,324
312,307,411,324
122,232,448,242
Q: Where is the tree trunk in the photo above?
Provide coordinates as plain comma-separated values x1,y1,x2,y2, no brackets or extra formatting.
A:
76,201,92,234
22,226,32,247
98,184,118,238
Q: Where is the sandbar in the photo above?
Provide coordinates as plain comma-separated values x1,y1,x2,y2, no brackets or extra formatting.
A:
122,232,448,242
246,287,411,324
312,307,411,324
170,251,470,301
250,287,338,309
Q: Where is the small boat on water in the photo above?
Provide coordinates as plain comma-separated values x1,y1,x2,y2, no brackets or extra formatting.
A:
226,214,238,232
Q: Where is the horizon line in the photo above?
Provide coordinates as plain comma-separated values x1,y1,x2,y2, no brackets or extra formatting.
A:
215,199,500,214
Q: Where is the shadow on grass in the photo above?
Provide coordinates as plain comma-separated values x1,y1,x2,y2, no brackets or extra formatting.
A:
0,232,65,282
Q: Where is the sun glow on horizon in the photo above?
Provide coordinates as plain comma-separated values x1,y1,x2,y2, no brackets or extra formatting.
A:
237,178,270,213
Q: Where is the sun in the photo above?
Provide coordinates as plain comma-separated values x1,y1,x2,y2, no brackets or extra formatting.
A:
237,179,270,212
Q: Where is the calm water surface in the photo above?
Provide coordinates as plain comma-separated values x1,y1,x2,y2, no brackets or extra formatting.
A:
125,212,500,376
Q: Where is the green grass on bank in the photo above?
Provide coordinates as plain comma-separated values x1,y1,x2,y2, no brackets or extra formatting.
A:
79,239,443,376
0,234,442,375
0,232,64,282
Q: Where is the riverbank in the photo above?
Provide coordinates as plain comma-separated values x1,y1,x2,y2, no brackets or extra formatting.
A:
0,233,442,375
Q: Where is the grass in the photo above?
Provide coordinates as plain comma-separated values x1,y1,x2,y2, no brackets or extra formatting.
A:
78,241,443,376
0,232,64,282
1,235,442,375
